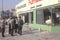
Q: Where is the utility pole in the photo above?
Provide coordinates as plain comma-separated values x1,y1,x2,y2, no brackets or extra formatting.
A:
1,0,4,17
2,0,3,11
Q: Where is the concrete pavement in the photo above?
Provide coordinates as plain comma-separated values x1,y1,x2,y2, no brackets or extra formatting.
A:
0,24,60,40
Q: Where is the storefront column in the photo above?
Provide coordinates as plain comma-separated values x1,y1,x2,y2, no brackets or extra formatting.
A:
16,13,19,17
33,9,36,24
23,16,25,23
29,13,31,23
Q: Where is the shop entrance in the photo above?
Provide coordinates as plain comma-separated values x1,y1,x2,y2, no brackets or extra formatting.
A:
29,12,33,23
24,12,33,23
25,13,29,23
19,11,33,24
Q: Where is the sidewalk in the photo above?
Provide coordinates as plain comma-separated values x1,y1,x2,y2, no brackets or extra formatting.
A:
0,24,60,40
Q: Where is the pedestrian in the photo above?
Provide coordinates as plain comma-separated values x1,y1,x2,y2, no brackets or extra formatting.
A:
14,17,18,33
7,17,11,34
10,17,15,36
0,17,2,32
18,16,24,35
1,17,6,37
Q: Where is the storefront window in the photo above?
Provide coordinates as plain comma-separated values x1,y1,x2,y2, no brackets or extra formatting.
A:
29,12,33,23
43,8,52,25
52,6,60,25
19,13,29,23
19,12,33,24
36,6,60,26
36,8,52,25
36,9,44,24
25,13,29,23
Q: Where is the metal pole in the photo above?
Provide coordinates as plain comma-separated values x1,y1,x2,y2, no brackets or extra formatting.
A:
1,0,3,17
2,0,3,11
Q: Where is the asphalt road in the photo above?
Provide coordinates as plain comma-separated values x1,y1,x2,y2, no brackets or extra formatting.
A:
0,25,60,40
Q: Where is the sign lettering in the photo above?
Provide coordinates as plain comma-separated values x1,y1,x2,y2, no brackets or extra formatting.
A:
58,0,60,2
28,0,41,5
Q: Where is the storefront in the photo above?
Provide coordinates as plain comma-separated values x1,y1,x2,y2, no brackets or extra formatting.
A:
16,0,60,32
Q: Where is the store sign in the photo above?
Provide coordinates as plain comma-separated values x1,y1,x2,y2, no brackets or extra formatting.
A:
58,0,60,2
28,0,41,5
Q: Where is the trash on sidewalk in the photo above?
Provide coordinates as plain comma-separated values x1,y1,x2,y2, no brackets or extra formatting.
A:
39,28,49,33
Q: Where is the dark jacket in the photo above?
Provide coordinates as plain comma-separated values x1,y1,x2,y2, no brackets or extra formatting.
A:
18,19,24,26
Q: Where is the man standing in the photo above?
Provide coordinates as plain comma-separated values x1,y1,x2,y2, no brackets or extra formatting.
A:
15,17,18,33
10,17,15,36
1,17,6,37
7,17,11,34
18,16,24,35
0,17,2,32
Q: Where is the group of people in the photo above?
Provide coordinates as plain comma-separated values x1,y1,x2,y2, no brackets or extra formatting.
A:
0,16,24,37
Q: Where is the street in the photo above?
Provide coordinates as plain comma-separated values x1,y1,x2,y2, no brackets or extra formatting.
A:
0,24,60,40
0,0,60,40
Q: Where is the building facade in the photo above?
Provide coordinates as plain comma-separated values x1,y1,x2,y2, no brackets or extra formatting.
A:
15,0,60,32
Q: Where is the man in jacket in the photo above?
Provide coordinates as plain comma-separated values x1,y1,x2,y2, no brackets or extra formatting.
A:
18,16,24,35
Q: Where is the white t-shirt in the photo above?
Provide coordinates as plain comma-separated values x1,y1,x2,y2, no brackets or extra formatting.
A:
7,18,12,24
15,19,18,24
0,19,6,28
45,19,52,25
